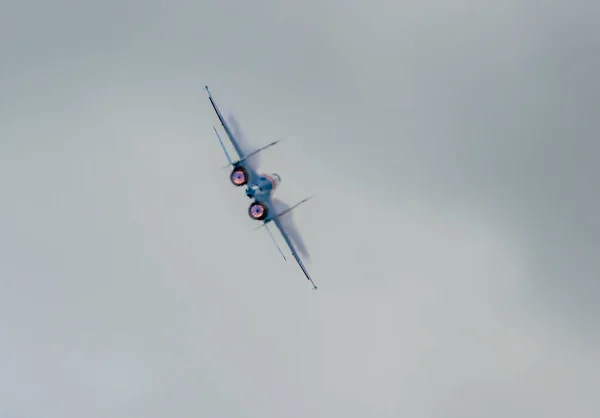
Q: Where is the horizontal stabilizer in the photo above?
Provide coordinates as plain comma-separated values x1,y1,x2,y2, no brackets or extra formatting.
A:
275,195,313,218
221,138,284,169
239,138,283,163
253,195,314,231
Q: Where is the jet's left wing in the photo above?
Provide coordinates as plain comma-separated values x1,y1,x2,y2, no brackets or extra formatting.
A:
206,86,283,177
205,86,248,162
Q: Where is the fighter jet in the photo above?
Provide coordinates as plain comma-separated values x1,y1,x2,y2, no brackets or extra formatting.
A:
205,86,317,290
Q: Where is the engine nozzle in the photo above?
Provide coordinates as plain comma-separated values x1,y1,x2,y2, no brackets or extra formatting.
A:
230,167,248,186
248,201,269,221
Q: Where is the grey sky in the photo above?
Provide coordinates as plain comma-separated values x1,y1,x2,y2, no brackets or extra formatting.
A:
1,0,599,417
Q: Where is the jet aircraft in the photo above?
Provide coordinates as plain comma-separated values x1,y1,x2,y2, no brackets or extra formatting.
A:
205,86,317,290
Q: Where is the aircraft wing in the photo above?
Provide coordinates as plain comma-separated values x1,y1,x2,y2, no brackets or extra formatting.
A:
226,113,262,172
271,198,317,290
206,86,282,176
205,86,249,161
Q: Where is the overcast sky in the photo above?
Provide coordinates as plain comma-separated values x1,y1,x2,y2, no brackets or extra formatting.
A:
1,1,599,417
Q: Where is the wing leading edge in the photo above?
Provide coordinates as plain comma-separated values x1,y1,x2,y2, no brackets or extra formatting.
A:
272,214,317,290
205,86,248,162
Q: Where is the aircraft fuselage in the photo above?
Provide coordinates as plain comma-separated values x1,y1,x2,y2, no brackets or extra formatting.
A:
245,173,281,199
